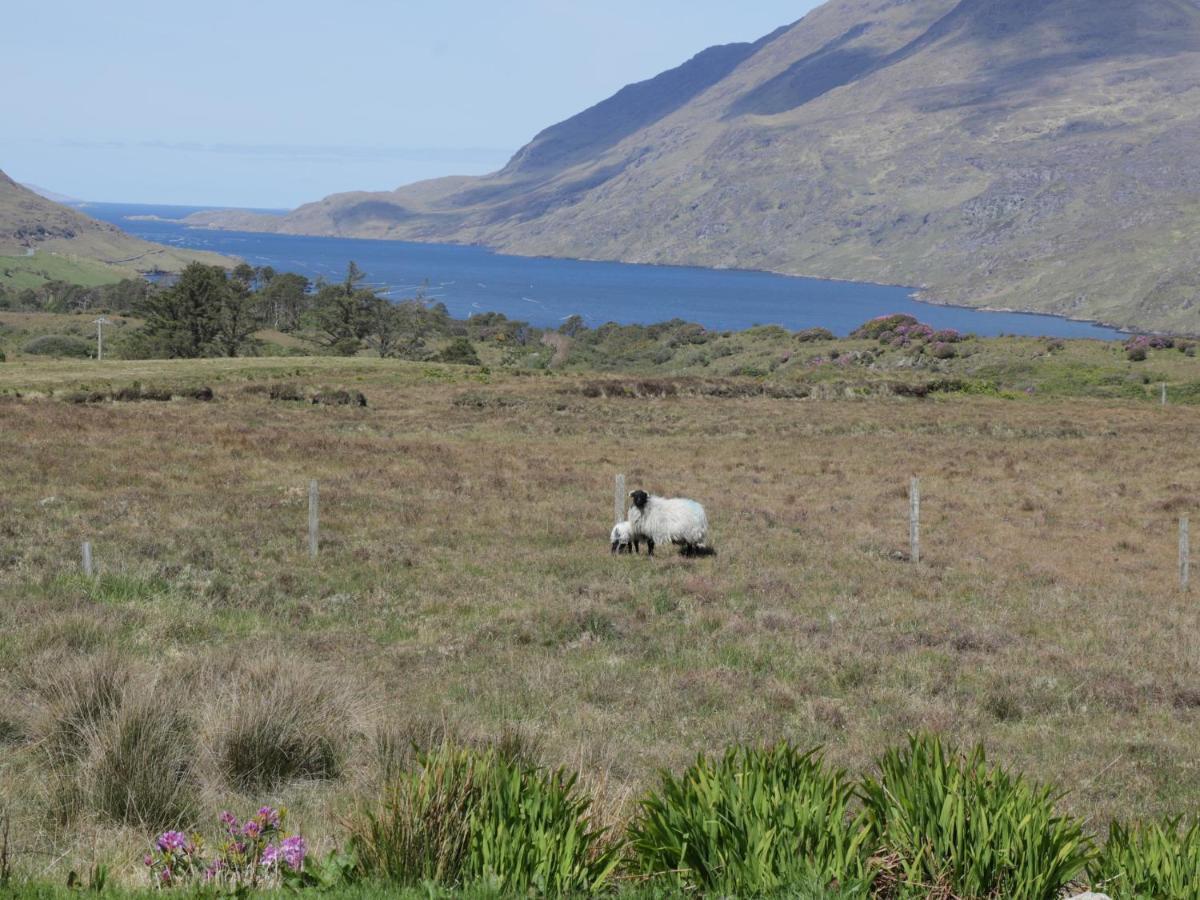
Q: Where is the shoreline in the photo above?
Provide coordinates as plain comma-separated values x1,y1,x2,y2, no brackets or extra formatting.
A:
94,202,1131,338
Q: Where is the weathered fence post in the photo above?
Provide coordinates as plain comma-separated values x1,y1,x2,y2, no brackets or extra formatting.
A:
81,541,93,577
614,474,626,526
308,480,320,558
909,477,921,564
1181,516,1190,591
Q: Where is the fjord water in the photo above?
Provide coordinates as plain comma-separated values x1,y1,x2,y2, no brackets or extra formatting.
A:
88,202,1123,339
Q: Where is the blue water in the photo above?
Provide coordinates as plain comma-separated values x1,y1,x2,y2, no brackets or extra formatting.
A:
82,202,1124,339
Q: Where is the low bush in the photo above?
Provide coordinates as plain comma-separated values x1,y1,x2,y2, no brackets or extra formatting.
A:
1090,817,1200,899
629,743,870,895
796,327,836,342
850,314,919,339
438,339,482,366
859,734,1092,900
22,334,93,358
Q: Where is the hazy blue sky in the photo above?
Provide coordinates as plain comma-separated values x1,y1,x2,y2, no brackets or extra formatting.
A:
2,1,821,208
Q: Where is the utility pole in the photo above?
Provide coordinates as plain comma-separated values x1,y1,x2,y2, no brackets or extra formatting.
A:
93,316,111,361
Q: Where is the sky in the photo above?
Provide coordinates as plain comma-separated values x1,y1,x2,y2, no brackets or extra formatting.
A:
2,1,821,209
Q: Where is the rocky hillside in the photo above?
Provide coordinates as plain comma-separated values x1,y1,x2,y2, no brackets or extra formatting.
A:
0,170,232,278
188,0,1200,332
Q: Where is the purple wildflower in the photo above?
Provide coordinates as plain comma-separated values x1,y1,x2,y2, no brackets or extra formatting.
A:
279,836,307,870
157,831,189,853
261,845,278,868
258,806,281,828
143,854,153,867
242,820,261,838
219,811,239,832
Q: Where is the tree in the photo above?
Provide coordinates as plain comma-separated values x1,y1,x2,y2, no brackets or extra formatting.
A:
258,272,310,331
231,262,257,289
133,264,262,358
135,263,226,358
213,278,261,357
363,295,405,358
311,261,376,355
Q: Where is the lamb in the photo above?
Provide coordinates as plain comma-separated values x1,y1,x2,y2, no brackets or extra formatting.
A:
610,521,640,555
627,489,714,557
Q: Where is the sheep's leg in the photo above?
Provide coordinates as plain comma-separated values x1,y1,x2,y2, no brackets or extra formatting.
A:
611,540,620,554
634,539,641,554
646,538,655,556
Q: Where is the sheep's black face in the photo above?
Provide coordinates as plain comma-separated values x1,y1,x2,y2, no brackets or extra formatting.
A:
630,490,649,510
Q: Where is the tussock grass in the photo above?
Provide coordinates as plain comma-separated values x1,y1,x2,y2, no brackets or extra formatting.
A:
28,659,196,828
207,656,352,792
78,686,196,830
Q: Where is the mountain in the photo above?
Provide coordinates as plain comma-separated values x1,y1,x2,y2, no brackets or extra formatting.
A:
0,170,233,282
20,183,81,204
187,0,1200,332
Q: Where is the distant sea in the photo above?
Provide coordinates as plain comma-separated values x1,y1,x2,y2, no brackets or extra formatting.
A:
84,202,1124,339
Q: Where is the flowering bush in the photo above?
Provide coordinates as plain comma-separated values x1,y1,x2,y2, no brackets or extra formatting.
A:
1125,334,1174,360
850,314,919,339
145,806,309,890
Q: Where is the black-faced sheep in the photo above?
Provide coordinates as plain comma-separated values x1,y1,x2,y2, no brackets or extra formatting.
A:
628,490,714,557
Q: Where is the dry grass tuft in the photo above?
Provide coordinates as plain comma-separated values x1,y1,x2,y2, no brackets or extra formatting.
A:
206,655,353,792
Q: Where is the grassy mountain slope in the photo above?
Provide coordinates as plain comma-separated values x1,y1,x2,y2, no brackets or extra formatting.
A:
0,170,234,285
189,0,1200,332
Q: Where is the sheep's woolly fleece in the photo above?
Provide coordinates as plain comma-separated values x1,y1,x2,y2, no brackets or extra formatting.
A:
629,495,710,550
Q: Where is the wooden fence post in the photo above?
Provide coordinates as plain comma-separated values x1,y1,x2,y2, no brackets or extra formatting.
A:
909,477,921,564
614,474,626,526
308,480,320,559
81,541,93,577
1181,516,1190,591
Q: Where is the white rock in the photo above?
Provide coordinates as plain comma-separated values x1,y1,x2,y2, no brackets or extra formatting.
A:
1067,893,1111,900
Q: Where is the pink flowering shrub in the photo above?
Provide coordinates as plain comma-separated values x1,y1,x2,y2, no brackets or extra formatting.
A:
850,314,919,339
1125,334,1174,361
145,806,309,890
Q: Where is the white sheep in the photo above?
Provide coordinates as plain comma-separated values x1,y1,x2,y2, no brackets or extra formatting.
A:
627,489,714,557
610,521,641,555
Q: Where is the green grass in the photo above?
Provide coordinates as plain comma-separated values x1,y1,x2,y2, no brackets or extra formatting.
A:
0,254,127,290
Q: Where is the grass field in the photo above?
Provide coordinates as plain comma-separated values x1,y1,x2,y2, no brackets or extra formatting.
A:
3,351,1200,887
0,254,130,291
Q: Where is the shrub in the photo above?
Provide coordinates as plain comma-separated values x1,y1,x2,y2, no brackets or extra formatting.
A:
268,382,305,402
211,658,350,791
796,327,836,342
859,734,1091,900
23,334,93,358
850,314,919,339
930,341,958,359
1125,335,1174,361
1090,817,1200,899
628,743,870,895
438,338,482,366
348,742,619,894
